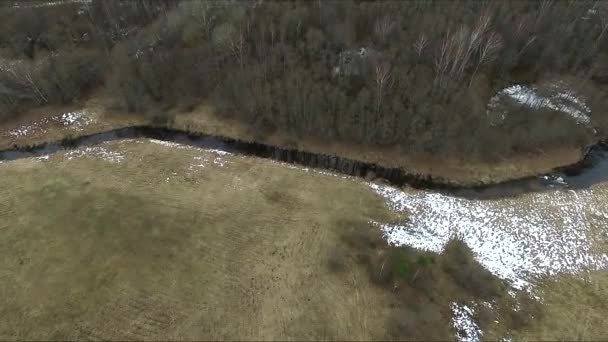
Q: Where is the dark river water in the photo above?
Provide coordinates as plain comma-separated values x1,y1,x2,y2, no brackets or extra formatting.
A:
0,126,606,199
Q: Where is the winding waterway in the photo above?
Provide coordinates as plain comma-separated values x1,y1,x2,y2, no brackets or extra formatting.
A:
0,125,606,199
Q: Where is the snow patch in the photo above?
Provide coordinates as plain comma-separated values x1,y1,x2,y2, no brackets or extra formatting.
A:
451,303,483,342
208,149,232,156
5,117,52,138
369,183,608,290
488,83,593,128
55,111,95,130
64,146,125,163
3,110,94,139
148,139,191,149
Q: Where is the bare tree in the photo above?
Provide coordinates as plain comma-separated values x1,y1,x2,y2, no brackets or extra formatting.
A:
4,61,47,104
413,33,428,58
535,0,554,27
469,31,503,87
596,15,608,49
517,36,537,58
434,9,500,88
374,61,392,113
515,15,529,36
434,29,452,87
374,15,396,43
191,1,217,39
212,22,247,70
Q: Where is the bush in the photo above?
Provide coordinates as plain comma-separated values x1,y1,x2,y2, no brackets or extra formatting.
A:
40,49,105,103
441,238,504,300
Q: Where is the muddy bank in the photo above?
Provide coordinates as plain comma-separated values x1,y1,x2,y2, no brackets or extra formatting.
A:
0,125,605,198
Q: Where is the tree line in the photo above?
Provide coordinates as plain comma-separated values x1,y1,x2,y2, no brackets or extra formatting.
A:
0,0,606,161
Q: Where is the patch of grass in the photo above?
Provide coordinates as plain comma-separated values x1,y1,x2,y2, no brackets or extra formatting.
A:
512,272,608,340
0,139,400,341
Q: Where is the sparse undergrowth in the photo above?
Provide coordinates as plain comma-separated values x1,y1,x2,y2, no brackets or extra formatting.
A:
330,219,544,340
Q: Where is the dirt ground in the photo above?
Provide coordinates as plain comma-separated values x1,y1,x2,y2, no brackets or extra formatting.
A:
0,139,409,341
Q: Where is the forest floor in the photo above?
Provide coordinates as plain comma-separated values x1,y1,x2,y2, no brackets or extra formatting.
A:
0,101,587,186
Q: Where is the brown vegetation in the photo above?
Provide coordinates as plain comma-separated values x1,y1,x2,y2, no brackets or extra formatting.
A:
0,0,606,165
331,218,542,340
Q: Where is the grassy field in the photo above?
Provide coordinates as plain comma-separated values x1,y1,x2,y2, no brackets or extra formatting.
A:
1,122,607,340
0,139,409,340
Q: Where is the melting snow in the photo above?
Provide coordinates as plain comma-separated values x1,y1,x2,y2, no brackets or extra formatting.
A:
3,110,94,139
369,183,608,290
451,303,483,342
64,146,125,163
55,111,95,130
208,149,232,156
5,117,53,138
148,139,190,149
488,83,593,127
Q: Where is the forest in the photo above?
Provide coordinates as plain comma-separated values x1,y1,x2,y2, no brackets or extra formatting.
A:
0,0,607,161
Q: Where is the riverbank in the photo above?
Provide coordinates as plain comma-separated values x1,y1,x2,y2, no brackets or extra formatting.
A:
0,102,597,188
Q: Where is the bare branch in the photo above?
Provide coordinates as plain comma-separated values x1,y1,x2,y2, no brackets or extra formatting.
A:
374,61,392,112
374,15,396,43
413,33,429,57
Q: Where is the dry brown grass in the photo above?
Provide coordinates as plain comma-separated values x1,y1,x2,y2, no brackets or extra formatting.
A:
512,272,608,341
0,139,406,340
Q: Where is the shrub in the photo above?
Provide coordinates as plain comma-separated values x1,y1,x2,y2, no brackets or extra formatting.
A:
441,238,504,300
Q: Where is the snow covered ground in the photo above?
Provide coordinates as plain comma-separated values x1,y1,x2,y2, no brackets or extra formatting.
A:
487,83,593,128
451,303,483,342
3,110,95,138
369,182,608,290
369,181,608,341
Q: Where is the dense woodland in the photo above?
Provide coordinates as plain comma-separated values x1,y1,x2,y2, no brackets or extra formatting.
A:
1,0,607,161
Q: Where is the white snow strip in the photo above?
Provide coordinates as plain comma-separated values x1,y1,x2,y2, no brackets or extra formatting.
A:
369,183,608,290
148,139,190,149
207,149,232,156
35,155,50,161
64,146,125,163
451,303,483,342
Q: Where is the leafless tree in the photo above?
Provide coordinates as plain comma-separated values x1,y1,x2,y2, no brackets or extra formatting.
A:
515,15,529,36
413,33,428,58
434,9,502,88
469,31,503,87
517,36,537,58
434,29,452,87
374,61,392,113
4,61,47,104
212,22,247,70
596,15,608,49
192,1,217,39
374,15,396,43
535,0,554,27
